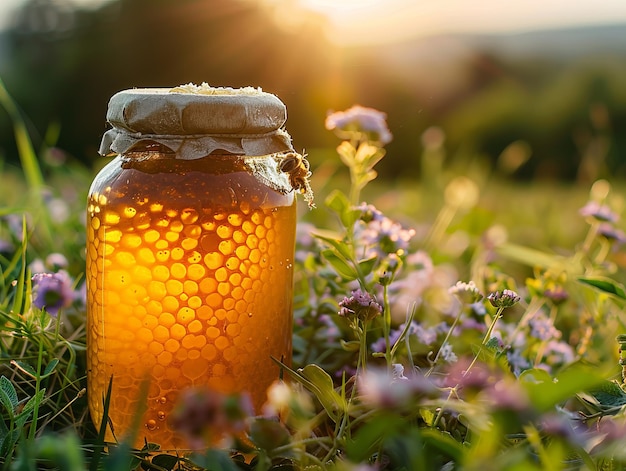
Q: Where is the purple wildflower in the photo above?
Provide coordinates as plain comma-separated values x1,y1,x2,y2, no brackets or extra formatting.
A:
31,271,75,316
487,289,521,308
358,216,416,257
579,201,619,223
318,314,340,341
484,378,531,413
358,366,438,409
0,238,14,253
357,203,385,223
449,281,484,305
543,286,569,304
529,313,560,342
339,289,383,322
325,105,393,145
540,413,585,446
598,223,626,245
371,321,439,353
541,340,575,367
170,387,253,449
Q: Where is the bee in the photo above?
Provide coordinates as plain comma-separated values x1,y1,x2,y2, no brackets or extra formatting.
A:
279,151,315,208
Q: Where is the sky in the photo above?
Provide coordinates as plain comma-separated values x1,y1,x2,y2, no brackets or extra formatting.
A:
1,0,625,46
297,0,626,45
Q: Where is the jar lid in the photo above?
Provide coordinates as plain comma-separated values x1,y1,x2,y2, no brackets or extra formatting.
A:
99,84,314,207
99,83,295,160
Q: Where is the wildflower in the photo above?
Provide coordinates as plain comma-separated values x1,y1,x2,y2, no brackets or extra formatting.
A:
371,321,440,353
579,201,619,223
392,363,408,381
527,271,569,305
0,238,13,254
598,223,626,245
506,349,531,376
359,216,416,257
541,340,575,367
484,378,531,414
31,271,75,316
449,281,484,305
358,366,438,409
170,387,253,448
529,313,560,342
46,253,69,270
377,253,401,286
540,413,585,446
262,381,314,423
325,105,393,145
443,358,496,395
390,252,435,315
339,289,383,322
30,253,69,274
356,203,384,223
318,314,340,341
439,344,458,364
487,289,521,308
543,286,569,304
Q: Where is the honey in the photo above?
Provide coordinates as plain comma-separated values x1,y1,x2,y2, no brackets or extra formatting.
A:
87,85,309,450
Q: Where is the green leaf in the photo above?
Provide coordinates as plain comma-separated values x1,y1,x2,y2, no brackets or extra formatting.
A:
11,360,38,379
325,189,350,215
248,418,291,453
42,359,59,378
16,388,46,428
496,242,564,270
345,414,407,462
321,249,358,281
485,337,501,352
189,449,241,471
0,377,18,413
324,189,361,228
274,358,347,423
524,366,605,412
578,380,626,415
298,364,346,421
340,339,361,352
419,408,436,427
578,276,626,300
313,229,354,261
358,256,378,276
150,454,181,470
420,429,465,462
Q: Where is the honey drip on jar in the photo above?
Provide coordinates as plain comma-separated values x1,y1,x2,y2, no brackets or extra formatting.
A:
86,153,295,450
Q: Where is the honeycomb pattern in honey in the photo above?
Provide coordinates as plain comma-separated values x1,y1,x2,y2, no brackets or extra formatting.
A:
86,154,295,450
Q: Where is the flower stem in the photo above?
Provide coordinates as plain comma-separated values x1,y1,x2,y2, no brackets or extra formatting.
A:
382,284,392,371
463,306,505,377
426,308,463,378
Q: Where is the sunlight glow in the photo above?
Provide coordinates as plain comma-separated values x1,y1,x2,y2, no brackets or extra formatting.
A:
296,0,626,46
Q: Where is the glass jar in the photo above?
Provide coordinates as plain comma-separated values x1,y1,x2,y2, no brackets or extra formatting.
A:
86,85,312,450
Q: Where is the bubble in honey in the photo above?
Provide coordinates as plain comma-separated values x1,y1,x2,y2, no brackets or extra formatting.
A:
157,411,166,421
145,419,157,431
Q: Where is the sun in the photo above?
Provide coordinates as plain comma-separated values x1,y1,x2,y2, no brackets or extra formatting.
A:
248,0,413,47
296,0,401,45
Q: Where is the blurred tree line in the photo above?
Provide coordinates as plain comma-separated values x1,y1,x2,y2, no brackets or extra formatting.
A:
0,0,625,183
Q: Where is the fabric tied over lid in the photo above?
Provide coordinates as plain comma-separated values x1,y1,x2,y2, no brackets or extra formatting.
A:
98,84,295,160
98,84,314,207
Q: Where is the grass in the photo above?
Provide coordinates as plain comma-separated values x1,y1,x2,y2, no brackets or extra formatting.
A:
2,84,626,470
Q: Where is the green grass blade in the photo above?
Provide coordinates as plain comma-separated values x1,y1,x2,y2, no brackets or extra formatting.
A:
0,77,44,191
89,375,114,471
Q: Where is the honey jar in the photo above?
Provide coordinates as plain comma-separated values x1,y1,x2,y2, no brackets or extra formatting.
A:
86,84,312,450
